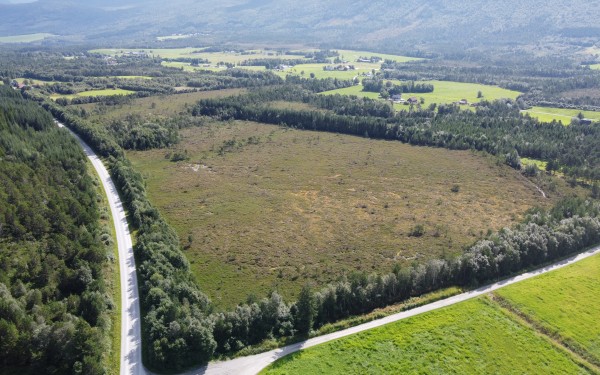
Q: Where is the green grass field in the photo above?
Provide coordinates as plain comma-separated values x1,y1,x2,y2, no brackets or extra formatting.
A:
0,33,54,43
591,64,600,70
127,121,559,308
522,106,600,124
521,157,548,171
496,252,600,363
262,298,588,375
156,34,196,41
323,80,521,107
77,88,245,121
50,88,136,100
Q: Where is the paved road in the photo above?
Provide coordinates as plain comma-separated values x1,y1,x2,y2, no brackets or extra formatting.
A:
58,122,145,375
189,243,600,375
59,120,600,375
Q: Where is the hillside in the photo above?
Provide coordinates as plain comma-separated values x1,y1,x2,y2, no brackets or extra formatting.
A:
1,0,599,53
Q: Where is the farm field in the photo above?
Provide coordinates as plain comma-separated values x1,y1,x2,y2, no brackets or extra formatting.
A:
276,50,422,79
263,253,600,374
496,251,600,363
50,88,136,100
92,47,302,63
591,64,600,70
323,80,521,107
77,88,245,121
94,47,420,78
262,298,588,375
0,33,54,43
522,106,600,124
128,121,560,308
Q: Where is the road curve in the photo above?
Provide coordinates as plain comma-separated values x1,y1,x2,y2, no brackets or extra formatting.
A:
57,121,145,375
189,243,600,375
59,120,600,375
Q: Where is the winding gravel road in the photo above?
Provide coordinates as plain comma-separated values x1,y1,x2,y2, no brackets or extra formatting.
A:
60,120,600,375
58,122,145,375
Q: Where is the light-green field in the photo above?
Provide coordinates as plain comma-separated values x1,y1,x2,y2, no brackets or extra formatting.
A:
156,34,196,41
128,121,559,308
50,88,136,100
496,252,600,363
162,61,267,73
92,48,303,63
591,64,600,70
15,77,58,86
263,298,589,375
0,33,54,43
323,80,521,107
264,253,600,374
522,106,600,124
521,157,548,171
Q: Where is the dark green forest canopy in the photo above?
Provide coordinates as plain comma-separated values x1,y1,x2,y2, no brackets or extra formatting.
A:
0,86,111,374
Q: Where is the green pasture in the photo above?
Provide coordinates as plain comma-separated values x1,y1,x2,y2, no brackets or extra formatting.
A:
590,64,600,70
323,80,521,107
497,253,600,363
50,88,135,100
522,106,600,124
263,298,588,374
520,157,548,171
0,33,54,43
156,34,195,41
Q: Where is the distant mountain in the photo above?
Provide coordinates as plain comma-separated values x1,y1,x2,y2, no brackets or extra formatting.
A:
1,0,599,52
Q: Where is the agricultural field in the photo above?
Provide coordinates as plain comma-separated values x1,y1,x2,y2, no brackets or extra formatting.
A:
323,80,521,107
276,50,422,80
521,157,548,171
91,47,302,63
76,88,245,121
262,298,588,375
496,251,600,364
591,64,600,70
263,253,600,374
15,77,58,86
0,33,54,43
522,106,600,124
127,120,561,308
50,88,136,100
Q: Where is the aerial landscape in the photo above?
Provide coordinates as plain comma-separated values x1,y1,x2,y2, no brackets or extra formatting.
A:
0,0,599,374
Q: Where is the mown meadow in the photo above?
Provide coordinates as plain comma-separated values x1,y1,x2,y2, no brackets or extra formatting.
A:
263,252,600,374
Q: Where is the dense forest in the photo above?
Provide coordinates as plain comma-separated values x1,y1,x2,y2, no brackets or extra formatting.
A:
0,87,112,374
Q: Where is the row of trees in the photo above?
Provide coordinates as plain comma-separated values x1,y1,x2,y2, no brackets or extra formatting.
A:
362,78,434,95
0,87,112,374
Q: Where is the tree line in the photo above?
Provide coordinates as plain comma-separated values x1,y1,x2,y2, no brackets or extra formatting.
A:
362,78,434,96
193,86,600,181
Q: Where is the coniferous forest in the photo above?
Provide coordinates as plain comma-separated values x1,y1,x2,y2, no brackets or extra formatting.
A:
0,87,112,374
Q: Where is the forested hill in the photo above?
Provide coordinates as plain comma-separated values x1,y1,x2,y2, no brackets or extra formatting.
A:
1,0,599,51
0,87,112,374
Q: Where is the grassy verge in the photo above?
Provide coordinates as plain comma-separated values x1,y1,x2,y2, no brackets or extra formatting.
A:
89,162,121,374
